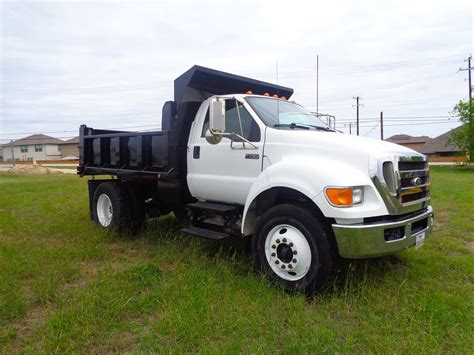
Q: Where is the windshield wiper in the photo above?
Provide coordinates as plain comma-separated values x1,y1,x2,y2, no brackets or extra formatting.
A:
274,123,335,132
273,123,310,130
308,125,335,132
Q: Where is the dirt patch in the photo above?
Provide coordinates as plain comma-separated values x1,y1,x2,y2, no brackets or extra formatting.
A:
465,242,474,252
7,165,76,175
432,209,451,229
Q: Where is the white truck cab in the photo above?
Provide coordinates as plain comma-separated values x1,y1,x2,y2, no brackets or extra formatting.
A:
186,93,433,288
80,66,433,294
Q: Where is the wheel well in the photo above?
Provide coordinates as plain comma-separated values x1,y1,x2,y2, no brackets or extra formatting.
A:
243,187,338,252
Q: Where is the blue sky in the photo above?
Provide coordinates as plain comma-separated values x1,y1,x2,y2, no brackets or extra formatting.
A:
1,0,472,143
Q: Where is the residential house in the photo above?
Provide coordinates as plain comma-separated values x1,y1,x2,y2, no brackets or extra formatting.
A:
386,128,466,162
5,134,63,162
385,134,432,153
59,136,79,159
419,127,466,159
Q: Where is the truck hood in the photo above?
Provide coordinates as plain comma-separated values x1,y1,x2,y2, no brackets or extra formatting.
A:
264,128,424,171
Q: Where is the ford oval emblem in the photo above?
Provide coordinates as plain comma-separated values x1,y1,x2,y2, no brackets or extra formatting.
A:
411,177,422,186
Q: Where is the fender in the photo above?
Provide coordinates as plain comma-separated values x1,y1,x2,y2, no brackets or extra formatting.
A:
241,156,388,235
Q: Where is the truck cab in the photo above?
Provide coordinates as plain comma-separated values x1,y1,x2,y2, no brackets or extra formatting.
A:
78,66,433,293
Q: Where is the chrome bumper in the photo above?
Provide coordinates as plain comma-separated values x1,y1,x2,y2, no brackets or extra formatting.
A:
332,206,433,258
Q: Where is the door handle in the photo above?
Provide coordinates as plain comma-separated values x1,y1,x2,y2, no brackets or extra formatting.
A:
193,146,200,159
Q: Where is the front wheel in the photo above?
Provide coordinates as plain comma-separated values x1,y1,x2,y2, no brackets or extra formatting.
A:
253,204,333,294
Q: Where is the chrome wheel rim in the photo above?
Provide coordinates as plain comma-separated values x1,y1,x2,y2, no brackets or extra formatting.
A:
264,224,312,281
97,194,113,227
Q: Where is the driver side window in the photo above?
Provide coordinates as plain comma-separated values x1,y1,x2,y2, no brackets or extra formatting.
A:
201,100,261,142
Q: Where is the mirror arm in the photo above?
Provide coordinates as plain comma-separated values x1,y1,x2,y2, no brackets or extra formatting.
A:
236,101,245,139
230,133,258,149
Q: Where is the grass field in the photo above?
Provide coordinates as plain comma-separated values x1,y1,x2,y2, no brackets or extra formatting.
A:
0,166,473,352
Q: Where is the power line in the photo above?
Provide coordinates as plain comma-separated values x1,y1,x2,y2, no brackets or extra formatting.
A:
0,123,162,136
1,54,464,95
0,121,461,144
337,115,453,121
364,123,379,136
313,98,461,110
1,116,458,138
337,121,460,128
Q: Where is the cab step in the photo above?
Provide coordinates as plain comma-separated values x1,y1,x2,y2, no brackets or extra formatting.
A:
181,226,230,241
186,201,239,215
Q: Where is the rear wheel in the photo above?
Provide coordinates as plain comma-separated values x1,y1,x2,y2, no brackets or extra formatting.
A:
92,182,143,234
253,204,333,294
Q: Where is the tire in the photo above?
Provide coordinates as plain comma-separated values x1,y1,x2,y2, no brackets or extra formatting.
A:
92,181,143,234
253,204,333,294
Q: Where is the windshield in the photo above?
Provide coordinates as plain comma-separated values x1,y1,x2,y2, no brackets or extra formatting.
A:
245,96,329,130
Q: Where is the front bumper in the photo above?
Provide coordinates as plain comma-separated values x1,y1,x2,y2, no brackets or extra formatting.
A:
332,206,433,258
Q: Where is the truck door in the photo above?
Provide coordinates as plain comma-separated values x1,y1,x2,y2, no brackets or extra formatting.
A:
187,98,263,205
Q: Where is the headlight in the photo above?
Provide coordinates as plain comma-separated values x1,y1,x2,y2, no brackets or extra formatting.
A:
325,187,364,207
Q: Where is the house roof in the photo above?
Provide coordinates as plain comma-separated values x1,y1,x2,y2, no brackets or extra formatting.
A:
385,134,432,144
60,136,79,144
12,134,64,146
419,127,462,154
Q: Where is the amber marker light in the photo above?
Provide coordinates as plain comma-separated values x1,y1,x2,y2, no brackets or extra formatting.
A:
325,188,353,207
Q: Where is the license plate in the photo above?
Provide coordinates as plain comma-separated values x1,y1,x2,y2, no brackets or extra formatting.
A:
415,232,425,249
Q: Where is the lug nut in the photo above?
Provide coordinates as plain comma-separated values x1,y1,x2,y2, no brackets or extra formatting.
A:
281,264,286,269
292,258,297,263
289,242,293,247
272,244,276,249
282,238,287,243
271,252,276,257
276,239,281,244
275,260,280,265
293,250,297,255
288,264,293,269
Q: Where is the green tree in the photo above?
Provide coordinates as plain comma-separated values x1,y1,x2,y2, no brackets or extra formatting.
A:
450,100,474,162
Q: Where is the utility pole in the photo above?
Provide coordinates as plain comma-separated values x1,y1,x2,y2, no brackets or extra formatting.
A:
316,54,319,114
10,140,15,167
459,54,472,106
380,111,384,140
459,55,473,160
353,96,363,135
469,55,472,102
345,122,354,135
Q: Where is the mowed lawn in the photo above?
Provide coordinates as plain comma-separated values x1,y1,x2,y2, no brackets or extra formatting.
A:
0,167,473,353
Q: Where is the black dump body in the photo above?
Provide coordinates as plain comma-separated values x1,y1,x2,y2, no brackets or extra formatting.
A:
78,65,293,183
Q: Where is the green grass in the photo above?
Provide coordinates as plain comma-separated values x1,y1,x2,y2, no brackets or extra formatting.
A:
0,166,473,352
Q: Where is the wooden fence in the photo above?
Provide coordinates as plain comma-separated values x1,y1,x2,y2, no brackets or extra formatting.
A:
0,159,79,165
427,156,467,163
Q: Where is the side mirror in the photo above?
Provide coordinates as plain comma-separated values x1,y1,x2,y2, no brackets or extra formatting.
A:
206,99,226,145
205,129,223,144
209,99,225,133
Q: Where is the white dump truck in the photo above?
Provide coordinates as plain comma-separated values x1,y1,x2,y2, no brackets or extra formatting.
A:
78,65,433,293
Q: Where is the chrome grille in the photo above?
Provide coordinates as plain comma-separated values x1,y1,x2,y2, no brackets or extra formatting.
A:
371,154,431,215
398,160,430,207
